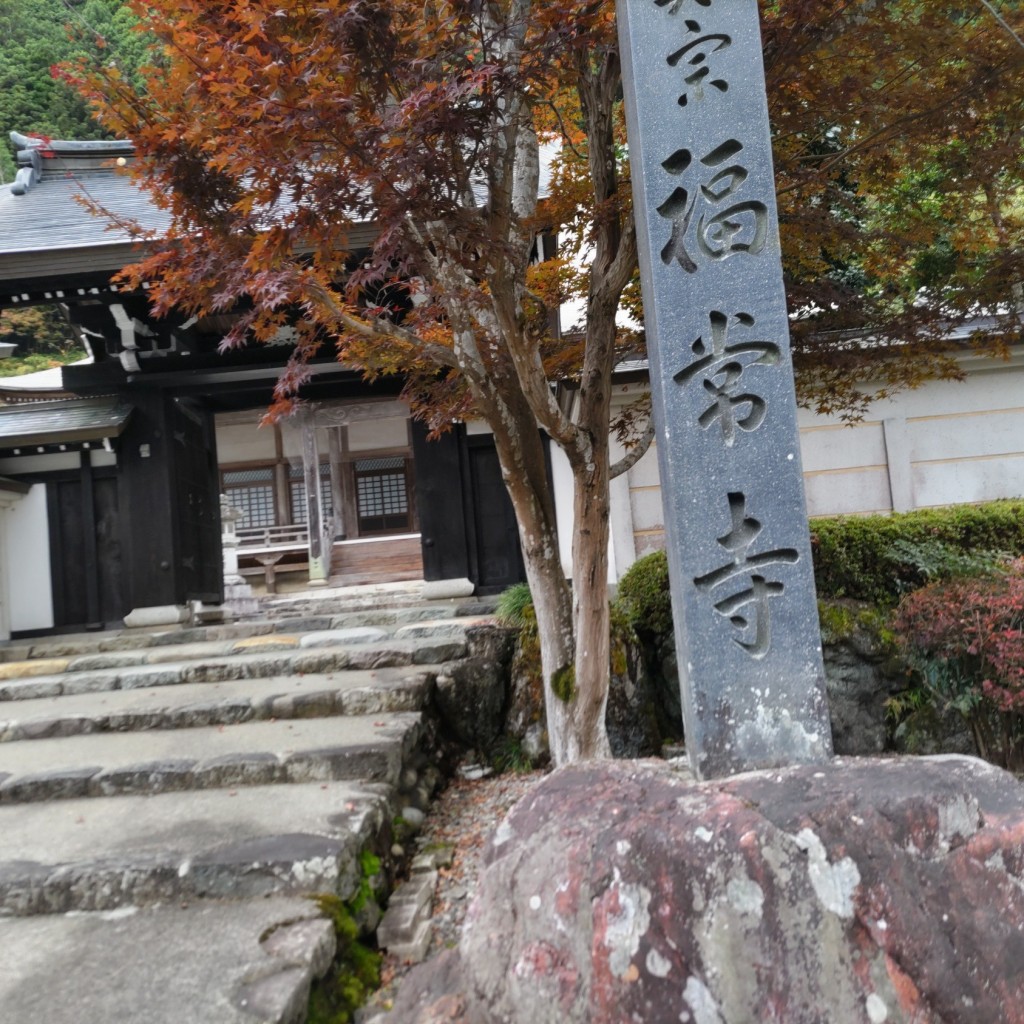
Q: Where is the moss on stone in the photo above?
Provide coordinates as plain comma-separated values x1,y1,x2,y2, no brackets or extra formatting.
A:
306,865,383,1023
551,663,575,703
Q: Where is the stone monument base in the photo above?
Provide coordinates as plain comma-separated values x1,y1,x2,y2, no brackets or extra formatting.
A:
386,755,1024,1023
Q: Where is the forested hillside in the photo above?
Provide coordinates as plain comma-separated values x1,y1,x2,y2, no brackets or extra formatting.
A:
0,0,145,183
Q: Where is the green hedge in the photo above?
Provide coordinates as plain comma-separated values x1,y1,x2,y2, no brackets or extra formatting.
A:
811,500,1024,604
617,501,1024,627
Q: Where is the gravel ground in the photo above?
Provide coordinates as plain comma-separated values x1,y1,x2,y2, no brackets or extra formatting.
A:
362,762,547,1018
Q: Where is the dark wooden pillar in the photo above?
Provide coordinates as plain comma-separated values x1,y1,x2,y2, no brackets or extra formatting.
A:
118,389,178,611
117,389,223,613
411,421,472,583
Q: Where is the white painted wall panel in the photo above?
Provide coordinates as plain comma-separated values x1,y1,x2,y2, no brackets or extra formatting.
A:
907,410,1024,462
879,366,1024,420
799,421,887,474
348,418,408,451
804,468,892,517
216,421,276,463
912,455,1024,508
7,485,53,631
634,530,666,557
627,443,661,488
630,486,666,534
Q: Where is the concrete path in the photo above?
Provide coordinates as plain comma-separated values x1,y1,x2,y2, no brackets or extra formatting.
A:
0,588,493,1023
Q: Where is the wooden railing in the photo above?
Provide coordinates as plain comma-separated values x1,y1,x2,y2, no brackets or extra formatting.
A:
237,524,309,549
236,524,310,593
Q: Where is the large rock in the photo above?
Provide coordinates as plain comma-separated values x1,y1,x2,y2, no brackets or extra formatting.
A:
387,756,1024,1023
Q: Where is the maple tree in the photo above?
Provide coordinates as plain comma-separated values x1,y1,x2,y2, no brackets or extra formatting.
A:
72,0,1024,764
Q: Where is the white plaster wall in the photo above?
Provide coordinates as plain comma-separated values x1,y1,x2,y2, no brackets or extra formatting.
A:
215,419,277,463
549,442,576,578
347,417,408,452
606,354,1024,577
6,485,53,632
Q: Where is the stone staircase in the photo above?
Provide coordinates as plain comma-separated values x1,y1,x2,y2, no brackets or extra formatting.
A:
0,582,497,1024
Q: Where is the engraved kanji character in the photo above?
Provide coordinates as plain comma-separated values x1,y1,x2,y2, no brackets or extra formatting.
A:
694,492,798,658
657,140,768,272
655,0,712,14
666,20,730,106
674,311,780,446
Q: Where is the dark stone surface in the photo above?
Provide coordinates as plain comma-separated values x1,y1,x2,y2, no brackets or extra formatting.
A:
434,627,515,754
823,637,906,755
386,756,1024,1023
605,639,661,759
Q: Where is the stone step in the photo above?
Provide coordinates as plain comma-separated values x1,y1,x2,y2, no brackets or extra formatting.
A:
0,620,282,664
0,896,336,1024
275,600,497,632
261,581,429,615
0,780,391,916
0,637,468,701
0,599,498,667
0,667,435,742
0,628,394,677
0,713,422,804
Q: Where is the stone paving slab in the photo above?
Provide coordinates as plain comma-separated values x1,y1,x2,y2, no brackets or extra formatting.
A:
0,666,436,742
0,713,421,803
0,639,467,701
0,781,391,915
392,617,498,642
0,897,335,1024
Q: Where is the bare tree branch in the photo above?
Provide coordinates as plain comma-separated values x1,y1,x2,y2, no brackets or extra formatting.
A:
610,419,654,480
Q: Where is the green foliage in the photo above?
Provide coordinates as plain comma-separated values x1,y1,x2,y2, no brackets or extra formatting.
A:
347,851,381,916
495,582,534,629
491,736,535,774
615,550,672,640
811,502,1024,605
817,600,895,650
307,865,383,1024
888,560,1024,769
0,0,149,181
0,306,76,357
887,538,1005,585
0,349,87,377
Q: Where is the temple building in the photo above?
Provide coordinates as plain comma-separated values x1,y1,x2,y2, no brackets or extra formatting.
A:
1,130,1022,640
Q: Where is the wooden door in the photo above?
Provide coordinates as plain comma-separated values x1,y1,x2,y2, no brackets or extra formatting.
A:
170,398,223,603
467,436,525,593
48,468,125,629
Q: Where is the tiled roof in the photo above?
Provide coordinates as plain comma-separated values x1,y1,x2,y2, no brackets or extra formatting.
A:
0,398,131,447
0,171,168,256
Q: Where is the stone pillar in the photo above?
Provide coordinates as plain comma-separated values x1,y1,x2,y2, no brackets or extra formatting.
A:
617,0,832,778
301,407,330,587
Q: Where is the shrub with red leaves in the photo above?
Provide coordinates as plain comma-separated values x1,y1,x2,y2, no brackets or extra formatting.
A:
892,560,1024,769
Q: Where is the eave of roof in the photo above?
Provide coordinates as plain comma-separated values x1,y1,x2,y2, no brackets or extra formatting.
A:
0,397,131,448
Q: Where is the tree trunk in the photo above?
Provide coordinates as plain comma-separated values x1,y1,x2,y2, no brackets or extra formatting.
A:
567,434,613,761
484,387,613,764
